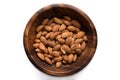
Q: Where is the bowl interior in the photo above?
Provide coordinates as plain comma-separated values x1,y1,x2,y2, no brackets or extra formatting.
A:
24,4,97,76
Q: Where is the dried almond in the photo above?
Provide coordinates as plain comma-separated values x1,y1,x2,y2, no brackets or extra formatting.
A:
45,32,53,39
44,48,48,54
35,48,42,53
76,28,80,33
39,43,46,51
53,24,60,32
45,57,52,65
56,62,62,68
48,47,52,54
83,35,88,41
53,44,61,51
59,24,66,31
52,51,60,57
63,20,71,25
50,32,60,40
33,43,39,48
57,38,65,44
48,18,53,25
76,31,85,38
36,25,44,32
34,39,41,43
47,40,56,47
40,36,47,45
71,20,81,28
71,44,81,50
63,16,71,21
62,55,68,61
75,38,83,44
53,17,63,24
73,54,77,62
65,37,73,45
41,31,48,36
56,35,61,40
67,26,76,32
47,54,53,59
36,31,42,38
76,49,82,55
44,26,52,31
52,59,55,64
61,32,71,38
41,19,49,25
81,41,86,50
68,54,74,63
61,45,71,54
54,56,62,62
37,53,45,61
62,60,67,64
60,46,66,54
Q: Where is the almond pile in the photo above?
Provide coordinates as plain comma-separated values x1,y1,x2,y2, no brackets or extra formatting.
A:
33,16,87,68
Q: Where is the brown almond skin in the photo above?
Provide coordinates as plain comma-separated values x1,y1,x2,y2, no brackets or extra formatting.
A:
41,19,49,25
48,47,52,54
71,20,81,28
33,43,39,48
65,37,73,45
71,44,81,51
75,38,83,44
63,20,71,25
34,39,41,43
44,26,52,31
56,62,62,68
83,35,88,41
48,18,53,25
61,32,71,38
47,40,56,47
36,25,44,32
50,32,60,40
73,54,77,62
39,43,46,51
41,31,48,36
67,26,76,32
56,35,61,40
57,38,65,44
37,53,45,61
76,31,85,38
81,41,86,50
45,57,52,65
59,24,66,31
35,48,42,53
52,51,60,57
36,31,42,38
40,36,48,45
53,17,63,24
68,54,74,63
62,45,71,54
53,44,61,51
62,55,68,61
63,16,71,21
54,56,62,62
45,32,53,39
53,24,60,32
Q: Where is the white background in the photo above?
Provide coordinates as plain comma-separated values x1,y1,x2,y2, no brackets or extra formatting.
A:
0,0,120,80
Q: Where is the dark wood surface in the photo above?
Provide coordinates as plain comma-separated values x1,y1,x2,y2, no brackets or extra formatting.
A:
23,4,97,76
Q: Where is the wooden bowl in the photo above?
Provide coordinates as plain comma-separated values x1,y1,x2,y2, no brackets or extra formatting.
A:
23,4,97,76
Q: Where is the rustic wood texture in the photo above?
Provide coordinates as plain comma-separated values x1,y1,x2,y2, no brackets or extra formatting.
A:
23,4,97,76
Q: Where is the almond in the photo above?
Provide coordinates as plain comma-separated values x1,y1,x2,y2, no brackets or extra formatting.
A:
65,37,73,45
68,54,74,63
53,44,61,51
33,43,39,48
34,39,41,43
39,43,46,51
45,57,52,65
62,55,68,61
50,32,60,40
41,31,48,36
53,24,60,32
48,47,52,54
54,56,62,62
36,25,44,32
61,45,71,54
48,18,53,25
76,28,80,33
37,53,45,61
75,38,83,44
73,54,77,62
67,26,76,32
53,17,63,24
52,51,60,57
44,26,52,31
41,18,49,25
56,62,62,68
83,35,88,41
57,38,65,44
63,20,71,25
56,35,61,40
35,48,42,53
81,41,86,50
40,36,47,45
47,40,56,47
71,20,81,28
61,32,71,38
76,49,82,55
45,32,53,39
76,31,85,38
36,31,42,38
59,24,66,31
62,60,67,64
71,44,81,51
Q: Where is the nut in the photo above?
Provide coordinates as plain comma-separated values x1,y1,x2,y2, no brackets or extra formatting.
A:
37,53,45,61
53,17,63,24
56,62,62,68
39,43,46,51
71,20,81,28
45,57,52,65
59,24,66,31
68,54,74,63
